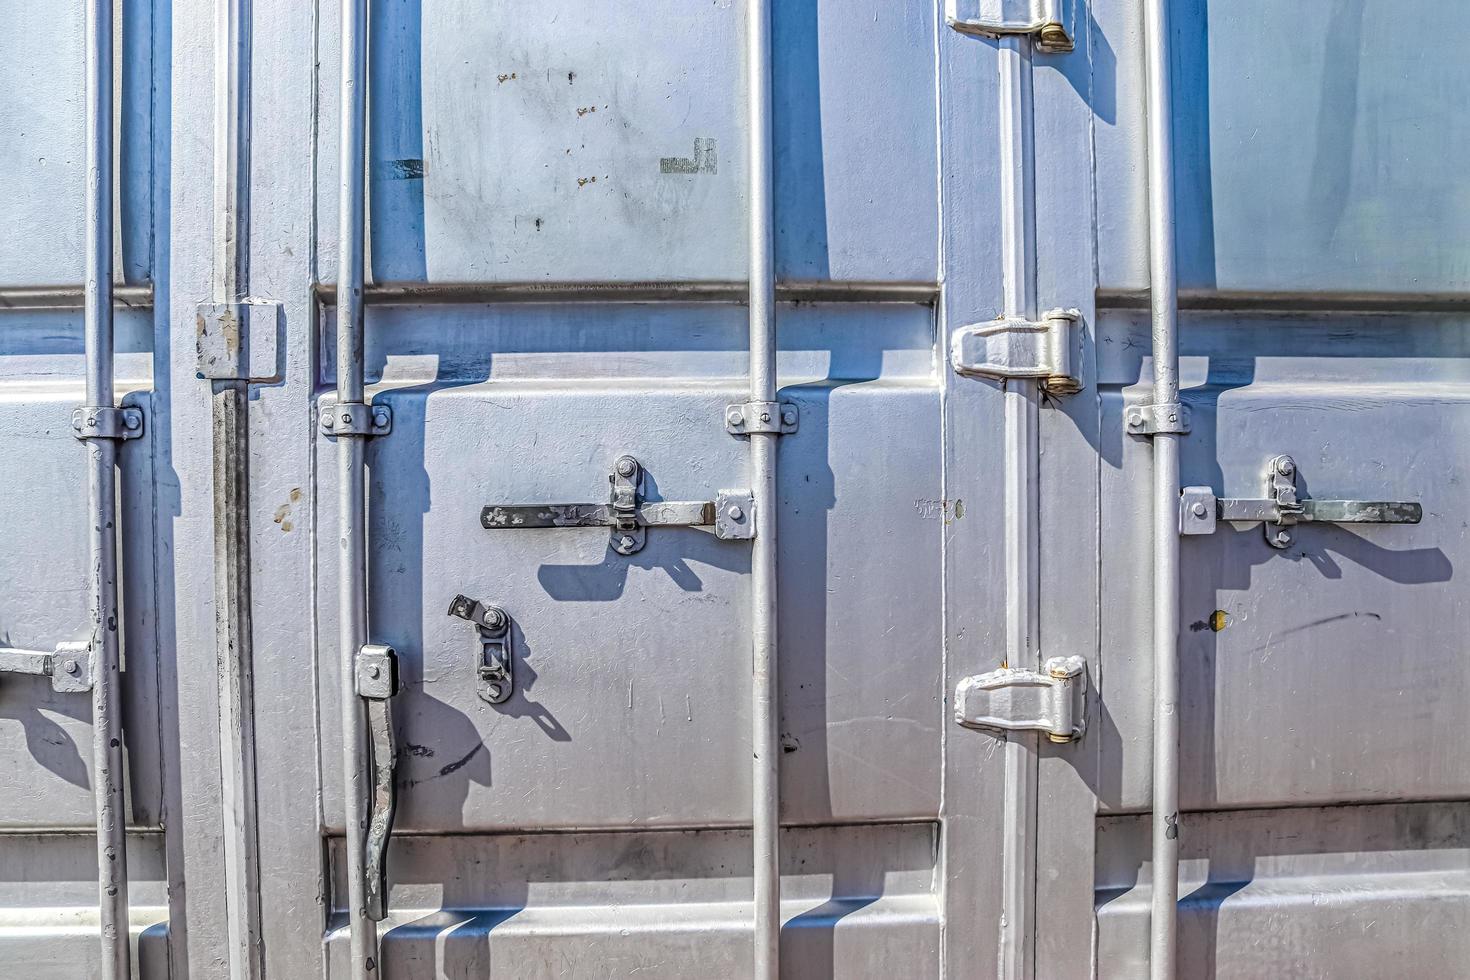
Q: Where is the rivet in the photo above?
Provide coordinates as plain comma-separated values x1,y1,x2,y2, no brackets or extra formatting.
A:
123,412,141,430
619,535,636,550
727,409,744,427
63,659,80,675
366,664,380,679
781,408,797,426
760,412,772,424
726,505,744,521
1191,502,1208,518
615,456,637,478
341,413,352,425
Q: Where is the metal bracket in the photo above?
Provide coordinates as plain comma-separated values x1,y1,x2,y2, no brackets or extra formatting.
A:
354,643,399,921
951,308,1081,394
0,641,94,694
947,0,1075,52
1180,453,1424,549
319,400,392,437
1125,401,1191,435
195,300,281,381
726,401,799,436
480,455,756,556
71,406,144,441
955,655,1087,743
448,595,514,704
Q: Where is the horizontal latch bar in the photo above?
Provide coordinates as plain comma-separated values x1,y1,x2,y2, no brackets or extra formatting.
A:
955,655,1087,743
482,501,715,530
946,0,1073,50
0,642,93,693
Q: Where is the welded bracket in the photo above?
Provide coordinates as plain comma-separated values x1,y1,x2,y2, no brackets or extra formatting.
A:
195,300,281,381
955,655,1087,743
1126,401,1191,435
947,0,1075,52
951,308,1081,394
354,643,398,921
448,595,514,705
319,400,392,438
480,455,755,556
1180,454,1423,549
0,641,94,694
726,401,799,436
71,406,144,441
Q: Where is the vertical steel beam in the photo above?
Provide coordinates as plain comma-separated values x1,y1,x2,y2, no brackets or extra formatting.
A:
996,34,1041,980
211,0,266,976
1141,0,1182,973
336,0,378,975
84,0,132,976
746,0,781,974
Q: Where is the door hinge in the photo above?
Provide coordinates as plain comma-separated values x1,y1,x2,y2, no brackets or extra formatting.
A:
1180,453,1423,549
946,0,1076,52
196,300,282,381
951,308,1081,394
955,655,1087,743
480,455,755,556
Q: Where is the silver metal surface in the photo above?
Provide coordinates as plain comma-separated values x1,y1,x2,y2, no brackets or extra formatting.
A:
1125,402,1191,435
194,300,280,381
951,308,1081,393
1140,0,1182,970
318,401,393,438
83,0,132,974
353,644,399,923
955,656,1087,742
725,400,800,435
747,0,780,974
335,0,377,971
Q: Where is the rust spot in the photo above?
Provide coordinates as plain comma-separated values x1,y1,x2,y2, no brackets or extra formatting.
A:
1210,610,1229,632
289,487,302,503
497,72,517,84
577,176,598,188
576,105,597,117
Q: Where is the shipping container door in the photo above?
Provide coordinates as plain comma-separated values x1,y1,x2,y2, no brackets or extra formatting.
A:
0,0,168,975
1037,1,1470,977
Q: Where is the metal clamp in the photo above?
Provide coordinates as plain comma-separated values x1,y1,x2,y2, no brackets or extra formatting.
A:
480,455,756,556
319,401,392,437
353,643,399,921
1180,453,1423,549
726,401,798,436
1126,401,1191,435
950,308,1081,394
954,655,1087,743
0,641,94,694
946,0,1074,51
448,595,514,704
71,406,144,441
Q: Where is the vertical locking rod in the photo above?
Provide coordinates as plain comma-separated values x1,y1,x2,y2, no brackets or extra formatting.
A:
1142,0,1182,972
996,33,1042,980
84,0,132,976
337,0,379,974
747,0,781,973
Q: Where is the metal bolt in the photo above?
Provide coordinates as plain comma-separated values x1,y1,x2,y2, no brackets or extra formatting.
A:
619,535,636,550
123,412,141,430
322,414,335,429
1047,733,1071,745
727,409,744,427
341,412,352,425
482,607,507,631
373,407,389,427
1127,411,1142,427
760,412,772,424
366,664,380,679
485,683,503,701
63,659,79,676
1276,458,1295,477
781,408,797,426
726,505,744,521
615,456,637,478
86,415,98,428
1274,529,1292,547
1191,502,1208,518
